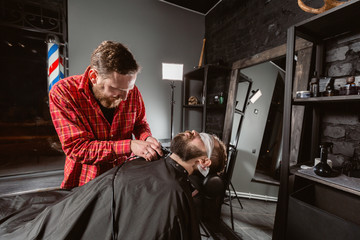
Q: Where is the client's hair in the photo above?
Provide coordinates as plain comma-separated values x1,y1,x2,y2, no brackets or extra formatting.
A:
209,135,227,174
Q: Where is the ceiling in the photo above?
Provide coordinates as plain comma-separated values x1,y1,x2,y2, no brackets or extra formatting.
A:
159,0,222,15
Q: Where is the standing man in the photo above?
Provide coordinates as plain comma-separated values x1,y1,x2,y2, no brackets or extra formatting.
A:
49,41,162,189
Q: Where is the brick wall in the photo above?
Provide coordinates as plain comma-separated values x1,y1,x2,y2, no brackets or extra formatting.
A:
321,103,360,167
205,0,360,168
205,0,323,65
326,33,360,78
322,33,360,167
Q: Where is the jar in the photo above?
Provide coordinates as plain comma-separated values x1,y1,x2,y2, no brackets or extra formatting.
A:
296,91,311,99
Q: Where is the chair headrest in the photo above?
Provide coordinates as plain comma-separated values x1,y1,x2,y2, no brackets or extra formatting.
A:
189,173,225,198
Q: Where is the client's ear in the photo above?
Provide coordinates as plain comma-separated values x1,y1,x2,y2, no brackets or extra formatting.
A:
200,157,212,167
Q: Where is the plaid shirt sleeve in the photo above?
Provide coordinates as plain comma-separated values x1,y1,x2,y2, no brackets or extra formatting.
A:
49,86,127,166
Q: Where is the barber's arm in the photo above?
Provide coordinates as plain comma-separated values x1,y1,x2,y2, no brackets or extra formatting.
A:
130,87,163,160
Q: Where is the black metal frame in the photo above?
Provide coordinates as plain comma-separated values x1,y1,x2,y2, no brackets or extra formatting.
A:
222,69,253,230
273,1,360,239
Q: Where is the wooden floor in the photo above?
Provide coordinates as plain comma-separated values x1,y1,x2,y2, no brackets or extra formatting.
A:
0,155,64,196
202,198,277,240
0,155,64,177
0,170,63,197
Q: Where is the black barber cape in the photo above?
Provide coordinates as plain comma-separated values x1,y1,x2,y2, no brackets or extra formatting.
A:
0,157,201,240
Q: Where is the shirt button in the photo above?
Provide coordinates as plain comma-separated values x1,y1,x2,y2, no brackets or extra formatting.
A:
184,170,187,173
111,135,114,138
176,164,179,166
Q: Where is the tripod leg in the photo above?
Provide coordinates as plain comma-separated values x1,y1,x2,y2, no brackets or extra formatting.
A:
199,221,210,238
230,181,243,209
228,186,235,230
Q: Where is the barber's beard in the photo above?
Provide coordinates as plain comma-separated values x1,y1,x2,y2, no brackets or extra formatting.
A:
92,85,121,109
171,134,205,161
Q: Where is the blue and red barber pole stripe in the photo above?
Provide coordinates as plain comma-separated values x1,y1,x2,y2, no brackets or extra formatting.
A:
47,41,64,92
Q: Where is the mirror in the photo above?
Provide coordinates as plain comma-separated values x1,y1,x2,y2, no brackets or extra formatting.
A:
232,59,285,185
220,38,313,239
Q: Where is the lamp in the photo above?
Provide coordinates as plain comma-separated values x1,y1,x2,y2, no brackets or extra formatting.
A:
248,89,262,104
162,63,183,140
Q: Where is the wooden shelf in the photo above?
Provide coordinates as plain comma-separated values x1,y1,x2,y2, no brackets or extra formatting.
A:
296,168,360,197
183,104,204,108
0,135,57,141
0,120,54,127
206,104,226,109
294,0,360,41
182,65,230,133
293,94,360,103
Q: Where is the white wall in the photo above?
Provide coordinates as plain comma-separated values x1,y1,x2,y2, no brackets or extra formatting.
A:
68,0,204,140
68,1,279,197
230,62,280,197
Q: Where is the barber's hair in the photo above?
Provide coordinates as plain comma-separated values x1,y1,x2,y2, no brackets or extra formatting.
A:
209,135,227,174
90,41,140,75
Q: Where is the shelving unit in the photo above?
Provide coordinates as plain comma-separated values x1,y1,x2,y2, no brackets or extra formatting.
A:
294,95,360,103
182,65,230,137
273,1,360,239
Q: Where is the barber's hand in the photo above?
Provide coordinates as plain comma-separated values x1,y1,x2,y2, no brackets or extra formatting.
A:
130,138,162,161
146,136,163,159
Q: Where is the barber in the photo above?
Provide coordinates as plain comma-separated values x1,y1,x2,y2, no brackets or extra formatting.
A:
49,40,162,189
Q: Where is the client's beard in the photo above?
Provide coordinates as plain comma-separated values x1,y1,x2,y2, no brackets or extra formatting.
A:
171,134,205,162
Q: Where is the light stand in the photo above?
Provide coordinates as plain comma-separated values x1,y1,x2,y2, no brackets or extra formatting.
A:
170,81,175,139
162,63,183,140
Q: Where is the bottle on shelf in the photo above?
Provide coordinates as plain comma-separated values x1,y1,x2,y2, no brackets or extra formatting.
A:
309,71,319,97
339,76,357,95
314,142,334,177
219,92,224,104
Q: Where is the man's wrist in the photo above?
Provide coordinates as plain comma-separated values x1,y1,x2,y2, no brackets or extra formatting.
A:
113,139,132,155
140,132,152,141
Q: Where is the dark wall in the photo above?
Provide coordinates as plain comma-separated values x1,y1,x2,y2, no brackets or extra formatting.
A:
0,0,67,176
204,0,360,170
205,0,325,65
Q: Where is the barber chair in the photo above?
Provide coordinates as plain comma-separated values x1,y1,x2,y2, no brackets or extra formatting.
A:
189,143,244,239
189,173,224,238
189,173,225,221
189,173,241,240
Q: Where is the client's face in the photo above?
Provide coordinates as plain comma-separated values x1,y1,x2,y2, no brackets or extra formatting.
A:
170,130,207,161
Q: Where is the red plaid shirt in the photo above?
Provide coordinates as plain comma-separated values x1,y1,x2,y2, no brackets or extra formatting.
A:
49,67,152,189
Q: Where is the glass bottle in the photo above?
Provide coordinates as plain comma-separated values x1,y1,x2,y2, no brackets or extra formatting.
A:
219,92,224,104
309,72,319,97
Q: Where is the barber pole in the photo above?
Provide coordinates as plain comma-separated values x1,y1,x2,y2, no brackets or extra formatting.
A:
59,55,65,79
47,37,62,92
